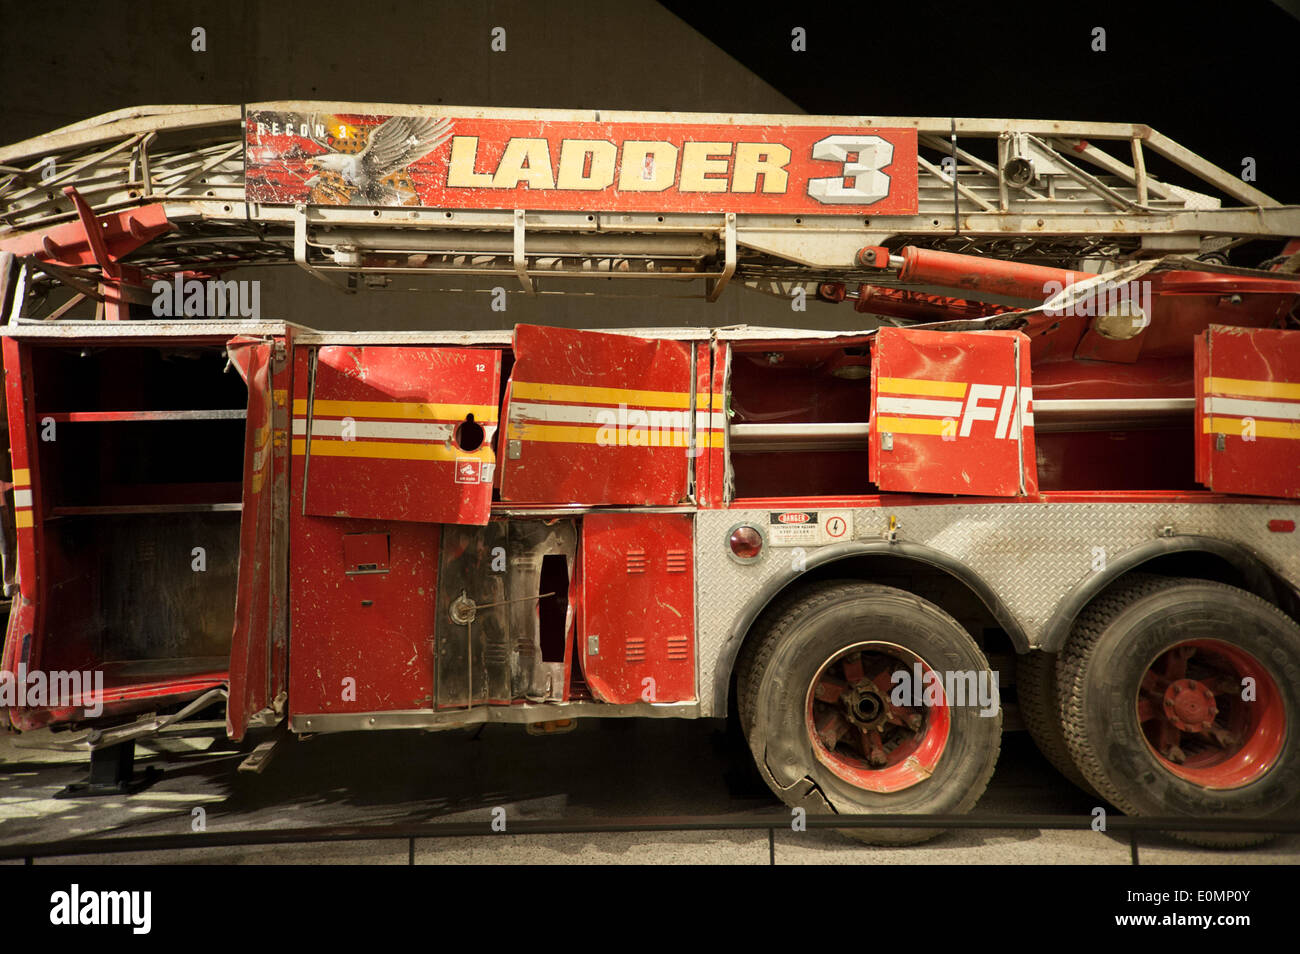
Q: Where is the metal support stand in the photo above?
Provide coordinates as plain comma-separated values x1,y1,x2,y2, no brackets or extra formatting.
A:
54,740,162,798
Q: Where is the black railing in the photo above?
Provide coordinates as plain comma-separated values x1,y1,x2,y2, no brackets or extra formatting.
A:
2,813,1296,864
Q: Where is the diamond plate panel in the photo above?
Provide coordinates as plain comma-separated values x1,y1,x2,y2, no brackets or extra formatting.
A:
694,502,1300,716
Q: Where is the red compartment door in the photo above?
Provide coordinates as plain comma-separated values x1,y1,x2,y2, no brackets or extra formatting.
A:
226,337,280,739
298,346,501,524
501,325,694,505
1196,325,1300,498
870,328,1037,496
580,513,695,704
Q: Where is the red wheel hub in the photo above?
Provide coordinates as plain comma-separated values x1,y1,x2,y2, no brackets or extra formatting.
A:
1163,678,1218,732
1137,639,1286,789
805,642,950,794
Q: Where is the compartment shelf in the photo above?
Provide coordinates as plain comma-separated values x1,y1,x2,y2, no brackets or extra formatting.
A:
37,409,247,423
49,503,244,517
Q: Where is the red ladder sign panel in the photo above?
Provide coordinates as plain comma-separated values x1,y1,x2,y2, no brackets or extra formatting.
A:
870,328,1038,497
1196,325,1300,498
501,325,694,505
245,110,919,216
297,346,501,524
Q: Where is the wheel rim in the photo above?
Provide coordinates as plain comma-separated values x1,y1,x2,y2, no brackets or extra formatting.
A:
805,641,950,794
1136,639,1286,790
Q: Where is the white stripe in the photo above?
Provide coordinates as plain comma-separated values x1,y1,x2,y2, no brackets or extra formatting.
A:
13,489,31,508
876,396,966,418
695,410,726,430
511,401,723,430
510,401,697,430
294,418,456,441
1204,396,1300,421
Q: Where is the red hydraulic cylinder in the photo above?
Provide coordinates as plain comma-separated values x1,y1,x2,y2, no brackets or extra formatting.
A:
897,246,1098,302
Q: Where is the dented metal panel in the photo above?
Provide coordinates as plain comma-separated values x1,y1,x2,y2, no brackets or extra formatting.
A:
287,518,441,715
502,325,694,506
435,522,509,708
1196,325,1300,498
581,513,695,704
870,328,1038,496
225,337,275,740
505,520,577,702
433,519,577,707
700,340,729,507
296,345,500,525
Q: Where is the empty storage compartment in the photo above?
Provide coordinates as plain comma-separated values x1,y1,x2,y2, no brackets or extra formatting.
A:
23,342,250,700
39,512,241,692
728,342,872,498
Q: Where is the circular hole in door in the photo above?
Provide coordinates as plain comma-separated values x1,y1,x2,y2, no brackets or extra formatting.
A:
454,414,484,451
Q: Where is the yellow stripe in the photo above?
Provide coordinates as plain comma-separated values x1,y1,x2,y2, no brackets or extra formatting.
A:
252,473,264,493
705,431,726,448
1202,417,1300,440
14,511,32,528
876,416,950,436
292,399,497,421
291,439,495,462
511,380,692,410
877,377,968,398
508,421,692,447
11,468,29,487
1204,376,1300,400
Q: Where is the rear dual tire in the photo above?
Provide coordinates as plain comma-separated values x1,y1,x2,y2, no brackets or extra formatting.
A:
1057,576,1300,848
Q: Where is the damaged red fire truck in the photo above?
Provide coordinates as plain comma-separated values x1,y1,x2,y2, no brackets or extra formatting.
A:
0,103,1297,845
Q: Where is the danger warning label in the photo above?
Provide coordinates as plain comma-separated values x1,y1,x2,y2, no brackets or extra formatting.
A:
766,510,853,546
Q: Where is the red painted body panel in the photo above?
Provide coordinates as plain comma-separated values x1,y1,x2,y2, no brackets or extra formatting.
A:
580,513,695,704
870,328,1037,496
693,342,715,505
502,325,693,505
298,345,500,525
1196,326,1300,498
287,516,440,715
2,339,43,730
703,340,729,507
246,111,919,216
1194,332,1211,489
225,338,274,739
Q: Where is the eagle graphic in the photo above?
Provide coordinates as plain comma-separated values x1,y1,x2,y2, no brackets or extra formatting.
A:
305,114,453,205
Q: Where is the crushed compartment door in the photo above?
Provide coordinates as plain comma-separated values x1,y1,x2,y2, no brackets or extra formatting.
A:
226,337,280,739
870,327,1037,496
580,513,695,704
501,325,695,505
1196,325,1300,498
298,346,501,524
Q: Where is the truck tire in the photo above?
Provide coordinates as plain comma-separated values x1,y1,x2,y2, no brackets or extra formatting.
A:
1018,651,1097,796
736,581,1002,845
1057,576,1300,848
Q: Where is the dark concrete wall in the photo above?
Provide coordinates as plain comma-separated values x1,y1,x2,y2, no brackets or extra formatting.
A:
0,0,862,330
